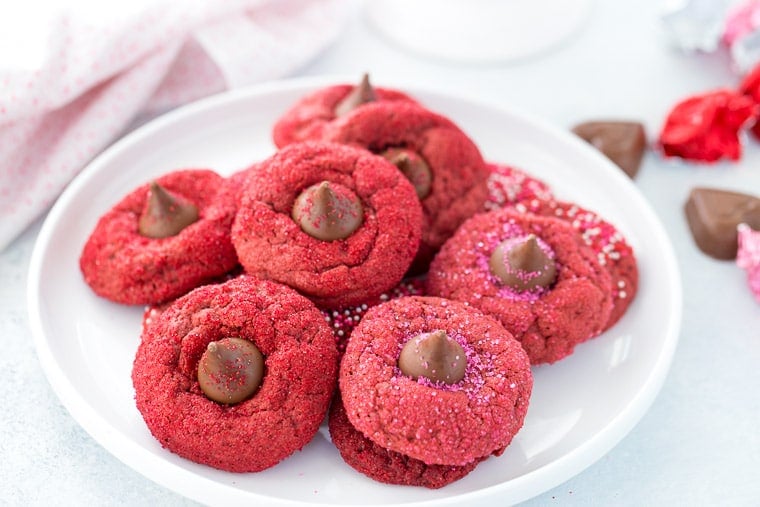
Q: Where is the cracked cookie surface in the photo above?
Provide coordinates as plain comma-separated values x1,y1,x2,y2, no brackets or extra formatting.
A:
322,102,490,272
132,275,338,472
427,209,614,364
80,169,238,305
232,141,422,308
339,296,532,466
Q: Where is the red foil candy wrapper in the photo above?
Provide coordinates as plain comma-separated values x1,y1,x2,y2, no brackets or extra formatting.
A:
739,62,760,101
739,62,760,138
659,89,756,162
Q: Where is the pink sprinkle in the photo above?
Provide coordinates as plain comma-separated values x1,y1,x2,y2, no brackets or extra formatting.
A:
392,332,496,405
322,279,426,352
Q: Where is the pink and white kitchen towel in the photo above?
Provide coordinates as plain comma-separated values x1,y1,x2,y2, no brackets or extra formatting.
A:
0,0,350,250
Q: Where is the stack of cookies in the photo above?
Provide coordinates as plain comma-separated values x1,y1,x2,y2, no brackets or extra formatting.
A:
79,76,638,488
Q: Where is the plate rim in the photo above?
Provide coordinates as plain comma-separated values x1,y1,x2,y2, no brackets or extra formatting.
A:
26,75,682,506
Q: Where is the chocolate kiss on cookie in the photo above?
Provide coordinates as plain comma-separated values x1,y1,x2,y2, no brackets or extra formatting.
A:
198,337,265,404
138,181,199,238
572,121,647,179
334,73,376,117
684,187,760,260
398,330,466,385
292,181,364,240
490,234,557,291
381,147,432,199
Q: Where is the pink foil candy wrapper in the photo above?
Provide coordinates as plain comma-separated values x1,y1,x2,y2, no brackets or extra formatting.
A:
723,0,760,44
737,223,760,303
725,1,760,71
661,0,732,52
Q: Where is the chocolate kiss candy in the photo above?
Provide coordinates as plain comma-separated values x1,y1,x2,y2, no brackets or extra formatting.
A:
381,147,433,199
138,181,199,238
572,121,647,179
684,187,760,260
292,181,364,241
489,234,557,291
334,73,376,117
398,330,466,385
198,338,264,404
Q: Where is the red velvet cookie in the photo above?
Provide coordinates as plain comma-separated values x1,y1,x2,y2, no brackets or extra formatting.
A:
482,163,636,329
427,209,614,364
272,75,416,148
484,162,553,212
520,199,638,329
329,394,481,488
232,141,423,309
321,101,490,271
80,169,239,305
132,275,338,473
340,296,532,466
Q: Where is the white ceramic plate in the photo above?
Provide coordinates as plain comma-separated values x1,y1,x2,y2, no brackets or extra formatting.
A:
28,77,681,506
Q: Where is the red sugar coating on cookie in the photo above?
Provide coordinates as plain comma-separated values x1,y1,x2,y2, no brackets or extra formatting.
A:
80,169,239,305
340,296,532,466
321,102,490,271
232,141,423,309
519,199,638,329
484,163,554,211
427,209,613,364
323,278,426,355
328,394,482,488
481,163,636,329
132,275,338,473
217,164,260,212
272,82,416,148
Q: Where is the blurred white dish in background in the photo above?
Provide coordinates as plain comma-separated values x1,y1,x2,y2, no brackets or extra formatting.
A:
365,0,593,63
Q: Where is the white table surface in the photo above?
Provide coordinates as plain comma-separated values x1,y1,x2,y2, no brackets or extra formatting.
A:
3,1,760,505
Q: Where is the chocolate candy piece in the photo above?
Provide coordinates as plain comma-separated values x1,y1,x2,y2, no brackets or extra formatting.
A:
381,147,433,199
334,73,376,117
398,330,466,385
572,121,647,179
684,187,760,259
489,234,557,291
198,337,265,404
292,181,364,241
138,181,199,238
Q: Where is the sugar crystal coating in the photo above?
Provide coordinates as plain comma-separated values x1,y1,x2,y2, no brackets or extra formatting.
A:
322,102,490,272
132,275,338,473
232,141,423,309
427,209,613,364
329,394,482,488
484,163,637,330
340,296,532,466
80,169,239,305
272,78,416,148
